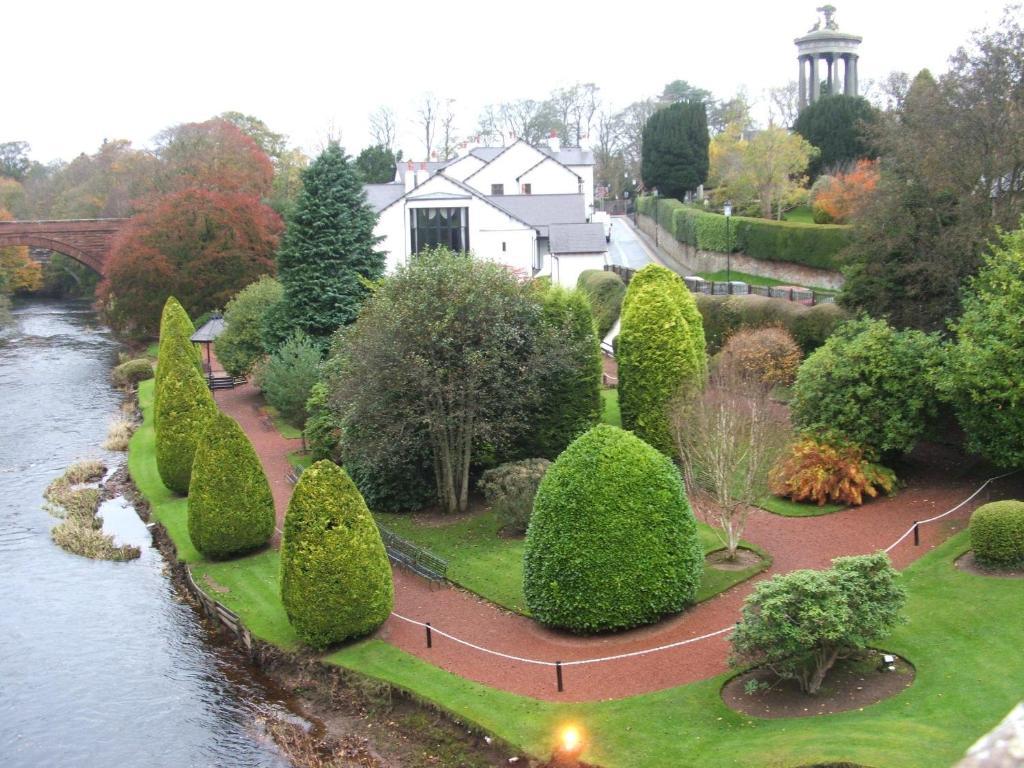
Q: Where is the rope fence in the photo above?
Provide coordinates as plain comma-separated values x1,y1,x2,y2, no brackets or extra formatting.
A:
387,469,1018,692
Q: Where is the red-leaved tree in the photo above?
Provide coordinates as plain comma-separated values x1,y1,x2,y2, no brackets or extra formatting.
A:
98,189,282,335
155,118,274,200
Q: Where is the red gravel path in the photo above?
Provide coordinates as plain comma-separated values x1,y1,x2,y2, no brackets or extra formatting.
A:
214,380,1022,702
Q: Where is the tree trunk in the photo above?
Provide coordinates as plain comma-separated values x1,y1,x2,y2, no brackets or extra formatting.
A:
805,647,841,694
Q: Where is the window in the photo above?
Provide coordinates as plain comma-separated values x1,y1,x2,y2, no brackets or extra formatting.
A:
491,183,504,195
409,207,469,253
521,183,532,195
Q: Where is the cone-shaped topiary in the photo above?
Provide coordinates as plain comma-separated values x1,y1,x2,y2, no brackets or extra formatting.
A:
523,424,704,633
187,410,275,558
155,346,217,495
621,263,706,374
618,279,702,454
280,460,394,649
154,296,201,422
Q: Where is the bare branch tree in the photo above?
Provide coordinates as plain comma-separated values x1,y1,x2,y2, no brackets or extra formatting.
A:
438,98,459,160
672,368,791,559
368,106,398,151
767,81,800,128
415,93,439,159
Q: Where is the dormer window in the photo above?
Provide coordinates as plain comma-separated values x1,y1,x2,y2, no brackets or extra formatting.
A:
491,183,504,195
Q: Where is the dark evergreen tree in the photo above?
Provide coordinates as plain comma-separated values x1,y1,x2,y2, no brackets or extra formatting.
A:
273,142,384,341
641,101,709,200
355,145,399,184
794,95,878,177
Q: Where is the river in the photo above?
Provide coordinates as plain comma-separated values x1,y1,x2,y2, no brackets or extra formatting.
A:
0,299,292,767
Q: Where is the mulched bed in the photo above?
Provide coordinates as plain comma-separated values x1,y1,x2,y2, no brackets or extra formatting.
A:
721,650,915,718
706,548,763,571
955,551,1024,579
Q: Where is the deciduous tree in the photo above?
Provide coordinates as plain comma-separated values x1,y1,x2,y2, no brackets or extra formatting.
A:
156,118,274,199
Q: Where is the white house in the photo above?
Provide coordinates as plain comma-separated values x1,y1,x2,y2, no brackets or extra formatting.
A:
363,134,603,286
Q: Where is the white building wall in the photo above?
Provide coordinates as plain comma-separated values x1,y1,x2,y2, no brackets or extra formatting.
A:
550,252,607,289
518,159,582,197
464,142,548,197
442,155,485,182
569,165,595,215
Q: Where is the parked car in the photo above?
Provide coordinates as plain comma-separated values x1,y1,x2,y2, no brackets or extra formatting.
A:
592,211,612,242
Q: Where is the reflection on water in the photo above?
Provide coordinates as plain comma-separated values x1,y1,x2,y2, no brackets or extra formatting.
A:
0,300,290,767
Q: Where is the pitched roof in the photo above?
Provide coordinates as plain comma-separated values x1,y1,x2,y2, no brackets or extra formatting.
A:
548,222,607,254
395,160,454,183
469,147,504,162
191,314,225,343
516,155,582,182
485,194,586,237
544,147,595,166
363,183,407,212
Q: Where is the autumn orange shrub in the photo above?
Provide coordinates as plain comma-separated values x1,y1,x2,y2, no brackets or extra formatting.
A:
811,159,879,224
717,326,802,388
769,436,897,506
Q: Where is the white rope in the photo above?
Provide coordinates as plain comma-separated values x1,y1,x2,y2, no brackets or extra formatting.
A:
388,470,1017,670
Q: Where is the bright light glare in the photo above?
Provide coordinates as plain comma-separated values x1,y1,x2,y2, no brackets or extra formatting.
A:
561,724,582,752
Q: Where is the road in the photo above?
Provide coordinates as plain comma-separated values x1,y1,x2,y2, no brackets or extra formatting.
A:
606,215,657,270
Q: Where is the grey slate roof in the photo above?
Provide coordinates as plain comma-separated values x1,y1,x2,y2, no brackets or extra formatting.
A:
544,147,595,166
469,147,504,162
363,183,407,212
486,194,586,236
395,160,453,183
191,314,225,343
548,223,607,254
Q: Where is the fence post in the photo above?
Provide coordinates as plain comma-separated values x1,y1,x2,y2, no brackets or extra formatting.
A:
913,523,920,546
556,661,564,692
426,622,433,648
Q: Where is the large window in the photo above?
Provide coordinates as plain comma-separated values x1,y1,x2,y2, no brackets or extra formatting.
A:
410,207,469,253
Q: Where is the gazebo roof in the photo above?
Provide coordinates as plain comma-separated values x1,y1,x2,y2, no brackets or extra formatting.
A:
190,313,225,344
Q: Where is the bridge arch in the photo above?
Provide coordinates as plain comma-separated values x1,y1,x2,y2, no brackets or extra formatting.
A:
0,219,127,278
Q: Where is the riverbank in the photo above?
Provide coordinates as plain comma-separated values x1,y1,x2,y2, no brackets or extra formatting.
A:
124,378,521,767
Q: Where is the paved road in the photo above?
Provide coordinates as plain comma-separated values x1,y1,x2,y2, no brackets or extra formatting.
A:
606,215,656,270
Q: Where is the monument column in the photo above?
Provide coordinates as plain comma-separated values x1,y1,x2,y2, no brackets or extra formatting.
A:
798,55,807,108
851,54,859,96
810,54,820,103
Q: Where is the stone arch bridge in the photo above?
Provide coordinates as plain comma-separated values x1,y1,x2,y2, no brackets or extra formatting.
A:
0,219,127,276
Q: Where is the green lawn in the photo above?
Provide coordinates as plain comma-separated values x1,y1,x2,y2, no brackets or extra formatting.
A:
377,508,766,613
145,342,160,359
329,532,1024,768
129,378,1022,768
783,205,816,224
288,451,313,471
758,495,845,517
600,388,621,428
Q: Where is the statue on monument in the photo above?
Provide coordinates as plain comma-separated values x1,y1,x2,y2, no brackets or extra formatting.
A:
818,5,839,30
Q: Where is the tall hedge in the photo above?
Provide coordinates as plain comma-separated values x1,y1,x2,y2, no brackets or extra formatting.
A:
618,266,704,454
154,296,200,421
523,425,703,633
637,196,851,271
280,460,393,649
524,286,602,459
155,342,217,495
187,410,275,558
576,269,625,338
792,317,942,455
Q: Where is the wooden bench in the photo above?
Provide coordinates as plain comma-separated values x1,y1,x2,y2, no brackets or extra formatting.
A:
206,374,247,391
377,524,448,585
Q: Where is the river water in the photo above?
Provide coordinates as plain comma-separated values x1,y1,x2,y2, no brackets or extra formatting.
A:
0,300,291,767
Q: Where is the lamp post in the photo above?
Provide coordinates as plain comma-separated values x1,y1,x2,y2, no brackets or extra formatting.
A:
653,190,659,247
723,200,733,288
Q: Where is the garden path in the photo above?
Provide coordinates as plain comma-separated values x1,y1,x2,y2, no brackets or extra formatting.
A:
216,380,1023,702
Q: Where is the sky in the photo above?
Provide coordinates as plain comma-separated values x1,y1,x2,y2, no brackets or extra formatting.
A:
4,0,1015,165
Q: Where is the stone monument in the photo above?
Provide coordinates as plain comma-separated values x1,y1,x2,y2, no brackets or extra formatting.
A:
795,5,863,108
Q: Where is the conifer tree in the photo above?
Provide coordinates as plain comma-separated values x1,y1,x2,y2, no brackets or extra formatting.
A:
641,101,710,199
272,142,384,342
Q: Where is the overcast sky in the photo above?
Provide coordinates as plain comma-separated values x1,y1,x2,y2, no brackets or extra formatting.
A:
5,0,1015,165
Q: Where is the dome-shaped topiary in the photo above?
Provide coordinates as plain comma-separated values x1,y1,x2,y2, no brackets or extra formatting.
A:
523,424,704,633
188,410,275,558
155,347,217,495
280,460,394,649
970,500,1024,568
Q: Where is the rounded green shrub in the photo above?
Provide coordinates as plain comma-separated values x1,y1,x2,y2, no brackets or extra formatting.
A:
112,358,154,388
478,458,551,535
576,269,626,338
155,346,217,495
970,500,1024,568
618,279,701,454
187,410,275,558
523,425,703,633
280,460,394,649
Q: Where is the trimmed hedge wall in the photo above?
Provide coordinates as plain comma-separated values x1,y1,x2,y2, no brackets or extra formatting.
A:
970,500,1024,568
523,425,703,633
188,410,275,558
280,460,393,649
576,269,626,338
637,195,851,271
695,294,846,355
618,266,704,454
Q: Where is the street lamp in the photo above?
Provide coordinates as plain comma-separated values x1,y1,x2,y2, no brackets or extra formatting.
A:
723,200,733,288
653,190,659,247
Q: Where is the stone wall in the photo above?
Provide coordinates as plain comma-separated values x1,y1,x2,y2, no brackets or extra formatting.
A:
636,213,845,291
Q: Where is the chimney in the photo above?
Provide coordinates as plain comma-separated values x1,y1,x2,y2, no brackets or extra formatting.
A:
404,160,416,192
548,129,561,155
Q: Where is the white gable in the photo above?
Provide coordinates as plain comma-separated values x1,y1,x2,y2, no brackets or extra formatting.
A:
441,154,486,182
463,141,551,196
518,157,582,196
